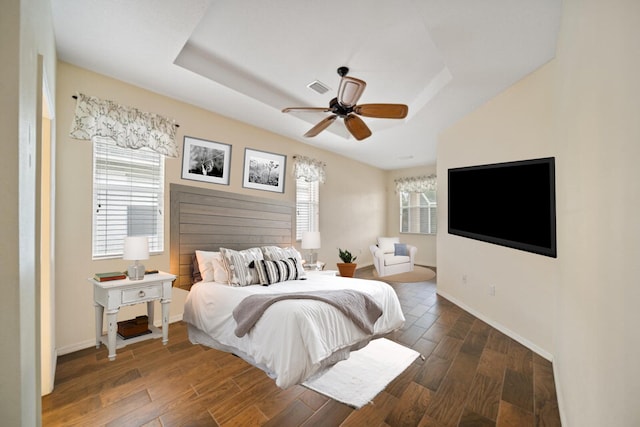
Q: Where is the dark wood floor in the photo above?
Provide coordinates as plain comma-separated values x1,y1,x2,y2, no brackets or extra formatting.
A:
42,271,561,426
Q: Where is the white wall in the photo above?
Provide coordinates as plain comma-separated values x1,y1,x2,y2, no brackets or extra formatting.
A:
0,0,57,423
437,61,557,359
54,62,388,354
552,0,640,425
41,107,56,395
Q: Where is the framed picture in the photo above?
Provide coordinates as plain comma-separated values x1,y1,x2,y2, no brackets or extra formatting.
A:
181,136,231,185
242,148,286,193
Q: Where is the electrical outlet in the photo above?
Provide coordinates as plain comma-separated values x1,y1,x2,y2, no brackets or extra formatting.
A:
489,285,496,296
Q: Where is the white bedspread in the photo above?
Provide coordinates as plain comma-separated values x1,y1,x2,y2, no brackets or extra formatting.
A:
182,274,405,388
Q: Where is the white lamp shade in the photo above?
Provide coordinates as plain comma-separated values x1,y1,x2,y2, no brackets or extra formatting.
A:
123,236,149,260
301,231,321,249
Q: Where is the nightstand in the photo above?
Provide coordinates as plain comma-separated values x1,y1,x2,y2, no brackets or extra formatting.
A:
305,269,338,277
90,272,176,360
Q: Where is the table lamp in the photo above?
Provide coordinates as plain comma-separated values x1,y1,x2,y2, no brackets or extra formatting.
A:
301,231,321,270
123,236,149,280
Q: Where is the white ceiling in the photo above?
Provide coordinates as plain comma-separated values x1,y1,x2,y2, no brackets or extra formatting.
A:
52,0,561,170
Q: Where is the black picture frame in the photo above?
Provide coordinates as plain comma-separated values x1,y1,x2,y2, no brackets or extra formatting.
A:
181,136,232,185
242,148,286,193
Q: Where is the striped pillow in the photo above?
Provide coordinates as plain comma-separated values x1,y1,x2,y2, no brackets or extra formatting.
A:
255,258,303,285
261,246,306,279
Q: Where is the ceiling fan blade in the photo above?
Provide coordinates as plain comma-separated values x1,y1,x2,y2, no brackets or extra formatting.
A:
344,114,372,141
304,115,338,137
282,107,331,113
354,103,409,119
337,76,366,107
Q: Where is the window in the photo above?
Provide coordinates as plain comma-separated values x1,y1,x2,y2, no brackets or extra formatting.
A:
293,155,325,240
93,138,165,259
296,177,319,240
400,189,437,234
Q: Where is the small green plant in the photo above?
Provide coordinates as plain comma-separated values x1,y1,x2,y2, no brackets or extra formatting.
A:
338,248,357,263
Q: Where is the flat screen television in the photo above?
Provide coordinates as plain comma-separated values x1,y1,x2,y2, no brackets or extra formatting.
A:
448,157,557,258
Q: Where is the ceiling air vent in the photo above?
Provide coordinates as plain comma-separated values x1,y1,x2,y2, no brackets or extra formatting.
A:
307,80,330,94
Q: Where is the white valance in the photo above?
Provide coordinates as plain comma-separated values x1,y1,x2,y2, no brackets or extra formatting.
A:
69,93,179,158
395,174,437,193
294,156,326,183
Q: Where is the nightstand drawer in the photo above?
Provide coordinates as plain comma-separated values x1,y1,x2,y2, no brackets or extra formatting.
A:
121,286,161,304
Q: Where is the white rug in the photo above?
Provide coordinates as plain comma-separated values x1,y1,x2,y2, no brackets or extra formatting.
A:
303,338,420,409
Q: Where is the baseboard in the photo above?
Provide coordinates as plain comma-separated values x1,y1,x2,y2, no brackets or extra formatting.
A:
436,289,553,361
552,357,568,426
58,338,98,356
57,313,184,356
155,313,183,328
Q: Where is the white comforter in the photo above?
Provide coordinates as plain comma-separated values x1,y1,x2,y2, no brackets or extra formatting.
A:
182,274,405,388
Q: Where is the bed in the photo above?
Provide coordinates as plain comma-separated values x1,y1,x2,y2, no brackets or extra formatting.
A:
170,184,405,388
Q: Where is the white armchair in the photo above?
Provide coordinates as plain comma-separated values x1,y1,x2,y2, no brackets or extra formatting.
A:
369,237,417,277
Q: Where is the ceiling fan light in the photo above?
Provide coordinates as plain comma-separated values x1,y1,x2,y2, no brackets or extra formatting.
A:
337,76,366,107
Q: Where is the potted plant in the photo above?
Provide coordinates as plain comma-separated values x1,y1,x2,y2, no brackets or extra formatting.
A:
337,248,358,278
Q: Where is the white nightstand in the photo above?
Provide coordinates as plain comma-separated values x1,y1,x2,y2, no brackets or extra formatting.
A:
305,269,338,277
89,272,176,360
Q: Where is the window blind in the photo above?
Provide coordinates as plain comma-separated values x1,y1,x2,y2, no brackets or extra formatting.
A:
296,177,319,240
400,190,437,235
93,137,164,259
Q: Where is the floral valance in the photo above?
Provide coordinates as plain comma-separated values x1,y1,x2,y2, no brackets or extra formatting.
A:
293,155,326,183
395,174,437,193
69,93,179,158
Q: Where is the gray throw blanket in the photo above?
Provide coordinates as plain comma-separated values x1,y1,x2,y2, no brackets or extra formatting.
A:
233,290,383,337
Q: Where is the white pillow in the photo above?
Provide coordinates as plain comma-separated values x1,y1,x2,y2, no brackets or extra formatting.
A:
195,250,229,284
377,237,400,254
219,247,264,286
261,246,302,261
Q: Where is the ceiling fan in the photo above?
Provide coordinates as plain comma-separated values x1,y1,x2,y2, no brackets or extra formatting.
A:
282,67,409,141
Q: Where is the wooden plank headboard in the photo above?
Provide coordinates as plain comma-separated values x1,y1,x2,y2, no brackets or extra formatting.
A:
170,183,295,290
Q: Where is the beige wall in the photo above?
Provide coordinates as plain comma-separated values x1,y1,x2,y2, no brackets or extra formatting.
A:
552,0,640,425
55,61,387,353
386,165,437,267
0,2,23,420
438,61,557,358
438,0,640,425
18,2,640,425
1,0,57,423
